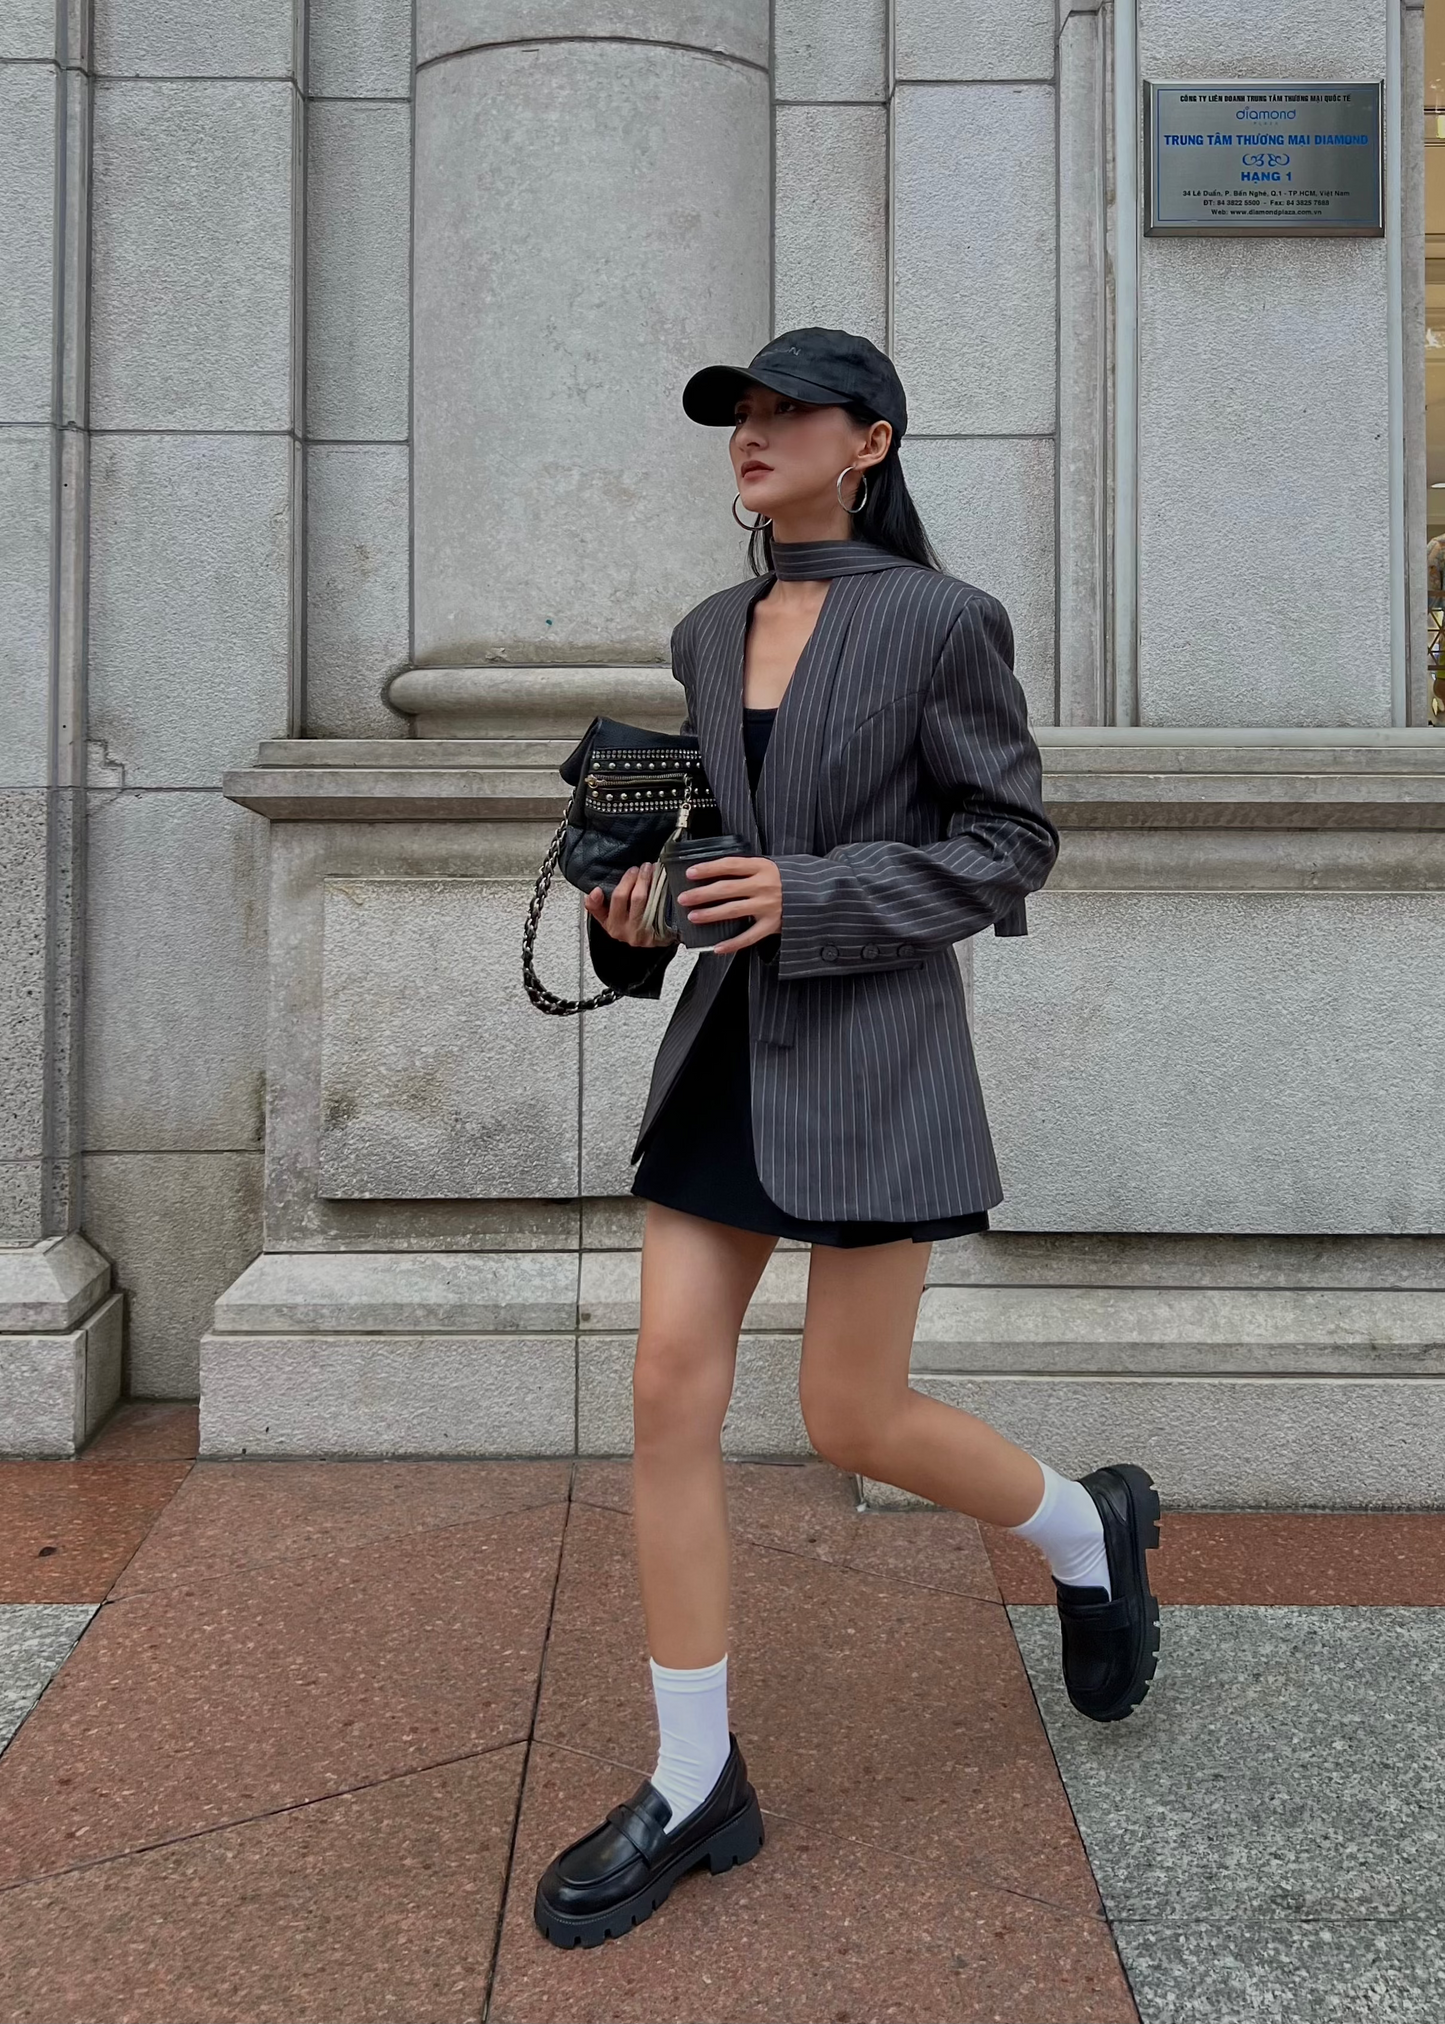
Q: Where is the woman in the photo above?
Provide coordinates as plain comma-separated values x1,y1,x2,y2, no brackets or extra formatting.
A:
533,328,1162,1950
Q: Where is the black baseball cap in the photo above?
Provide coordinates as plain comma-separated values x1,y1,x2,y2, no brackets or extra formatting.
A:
682,327,907,441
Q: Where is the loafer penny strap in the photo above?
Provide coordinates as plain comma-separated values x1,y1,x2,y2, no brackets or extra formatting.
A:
1055,1594,1133,1631
605,1799,669,1864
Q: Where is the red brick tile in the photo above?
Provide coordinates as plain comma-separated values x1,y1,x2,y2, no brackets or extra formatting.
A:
983,1510,1445,1605
0,1501,565,1888
535,1501,1099,1915
113,1458,572,1597
82,1403,199,1462
490,1744,1137,2024
0,1463,191,1605
0,1747,523,2024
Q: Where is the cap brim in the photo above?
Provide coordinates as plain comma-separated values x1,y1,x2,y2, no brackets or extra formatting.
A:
682,363,854,426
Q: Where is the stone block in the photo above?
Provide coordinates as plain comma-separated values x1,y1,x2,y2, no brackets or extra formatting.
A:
213,1249,578,1335
416,1,769,69
93,0,298,76
84,792,269,1154
1139,0,1384,76
901,435,1056,727
309,0,413,97
0,1235,111,1333
579,929,695,1195
0,791,49,1201
922,1230,1445,1292
306,100,410,441
88,433,293,784
895,0,1055,80
893,83,1056,434
84,1289,124,1434
200,1332,577,1456
83,1151,262,1397
906,1373,1445,1509
0,65,56,425
91,80,297,430
1138,240,1391,727
774,105,886,348
413,40,769,664
0,4,56,58
972,890,1445,1234
304,444,409,737
912,1284,1445,1376
317,876,580,1198
578,1249,810,1333
579,1334,810,1455
0,1290,123,1457
0,432,53,788
253,821,584,1251
774,0,885,100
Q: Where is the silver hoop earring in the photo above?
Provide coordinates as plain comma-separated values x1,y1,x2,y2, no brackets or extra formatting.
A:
732,493,772,530
836,465,868,514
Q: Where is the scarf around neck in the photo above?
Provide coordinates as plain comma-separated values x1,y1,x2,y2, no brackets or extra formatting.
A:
767,536,910,580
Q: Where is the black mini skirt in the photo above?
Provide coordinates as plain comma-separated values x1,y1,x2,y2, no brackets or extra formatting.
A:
630,946,991,1249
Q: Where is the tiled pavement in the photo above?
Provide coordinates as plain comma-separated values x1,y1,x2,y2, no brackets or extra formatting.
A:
0,1406,1441,2024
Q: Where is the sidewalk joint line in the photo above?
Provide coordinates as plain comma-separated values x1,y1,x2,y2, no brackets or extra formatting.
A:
478,1465,571,2020
0,1738,532,1900
567,1488,1011,1609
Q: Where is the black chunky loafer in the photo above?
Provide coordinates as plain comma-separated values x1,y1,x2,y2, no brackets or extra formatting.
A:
1052,1461,1162,1723
533,1732,764,1948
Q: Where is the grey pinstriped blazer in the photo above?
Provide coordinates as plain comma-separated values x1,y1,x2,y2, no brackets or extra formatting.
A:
586,536,1060,1222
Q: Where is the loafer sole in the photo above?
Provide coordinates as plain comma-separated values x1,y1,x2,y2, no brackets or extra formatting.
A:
533,1790,765,1948
1082,1461,1162,1723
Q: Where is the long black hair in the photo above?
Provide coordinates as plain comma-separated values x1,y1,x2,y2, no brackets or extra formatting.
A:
745,398,945,576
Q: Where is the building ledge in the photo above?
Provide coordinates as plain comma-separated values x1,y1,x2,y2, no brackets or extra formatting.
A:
224,729,1445,828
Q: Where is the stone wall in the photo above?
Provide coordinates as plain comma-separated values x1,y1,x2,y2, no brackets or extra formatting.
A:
6,0,1443,1492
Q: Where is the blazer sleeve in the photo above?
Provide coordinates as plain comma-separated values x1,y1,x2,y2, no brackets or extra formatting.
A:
583,631,689,1002
768,591,1059,983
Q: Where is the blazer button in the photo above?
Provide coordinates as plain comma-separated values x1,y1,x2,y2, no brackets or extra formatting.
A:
861,943,879,960
820,943,839,962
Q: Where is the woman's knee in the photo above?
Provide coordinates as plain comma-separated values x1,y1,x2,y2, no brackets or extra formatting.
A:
799,1385,895,1477
632,1326,734,1447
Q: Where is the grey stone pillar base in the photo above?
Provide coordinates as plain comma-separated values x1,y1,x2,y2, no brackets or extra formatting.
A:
0,1236,123,1456
200,1249,809,1460
200,1246,1445,1507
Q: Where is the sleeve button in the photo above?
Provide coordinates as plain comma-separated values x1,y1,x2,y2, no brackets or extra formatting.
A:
898,941,917,958
861,943,879,960
820,943,839,962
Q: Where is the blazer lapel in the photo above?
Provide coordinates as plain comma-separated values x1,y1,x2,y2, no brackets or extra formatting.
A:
692,576,773,853
691,563,883,857
754,570,872,857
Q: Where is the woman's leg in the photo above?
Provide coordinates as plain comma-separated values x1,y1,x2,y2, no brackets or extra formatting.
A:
632,1199,778,1663
532,1199,775,1942
796,1238,1046,1526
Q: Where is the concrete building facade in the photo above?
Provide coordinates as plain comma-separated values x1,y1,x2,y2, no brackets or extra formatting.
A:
5,0,1445,1505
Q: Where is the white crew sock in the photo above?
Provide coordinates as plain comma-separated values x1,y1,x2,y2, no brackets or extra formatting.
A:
1007,1458,1112,1597
648,1654,731,1834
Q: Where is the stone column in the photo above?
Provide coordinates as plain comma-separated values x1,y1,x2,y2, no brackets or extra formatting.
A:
390,1,772,733
0,2,121,1451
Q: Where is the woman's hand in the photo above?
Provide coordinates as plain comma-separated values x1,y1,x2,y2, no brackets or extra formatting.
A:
676,855,783,955
583,863,676,947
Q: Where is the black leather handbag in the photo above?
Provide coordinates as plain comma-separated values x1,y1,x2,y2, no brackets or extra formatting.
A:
522,715,723,1015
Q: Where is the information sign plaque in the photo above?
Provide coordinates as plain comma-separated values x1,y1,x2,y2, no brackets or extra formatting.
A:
1144,81,1383,236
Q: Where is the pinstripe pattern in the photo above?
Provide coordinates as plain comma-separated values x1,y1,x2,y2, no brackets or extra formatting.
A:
588,537,1060,1222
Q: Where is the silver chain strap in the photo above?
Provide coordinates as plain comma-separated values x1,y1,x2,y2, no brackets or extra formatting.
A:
521,813,673,1016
